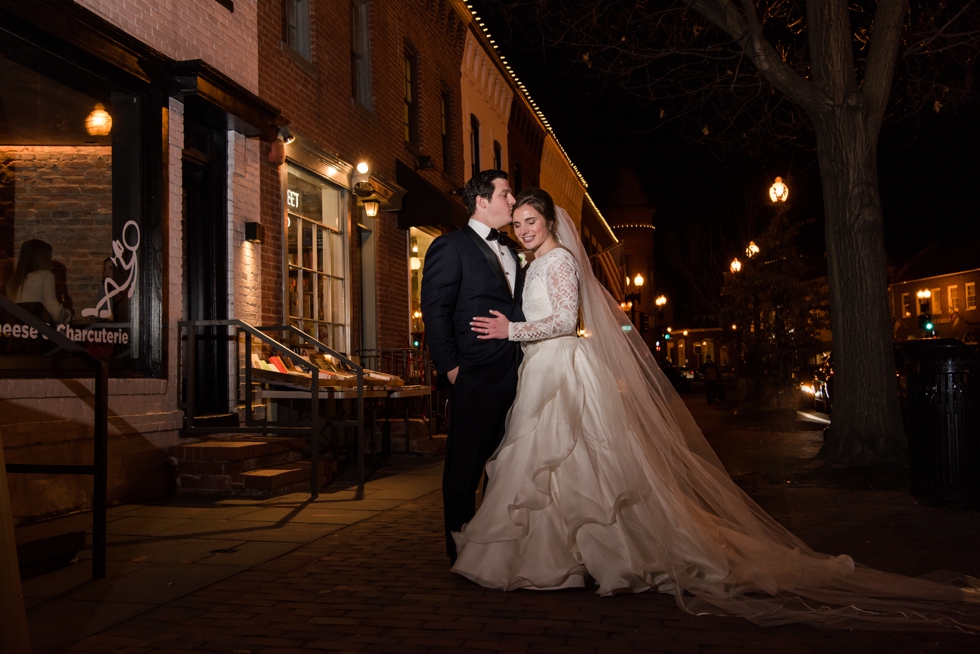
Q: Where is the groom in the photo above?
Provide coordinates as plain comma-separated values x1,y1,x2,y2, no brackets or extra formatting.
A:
421,169,525,564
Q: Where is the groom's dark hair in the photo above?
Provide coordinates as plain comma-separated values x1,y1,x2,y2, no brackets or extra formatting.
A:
463,169,508,216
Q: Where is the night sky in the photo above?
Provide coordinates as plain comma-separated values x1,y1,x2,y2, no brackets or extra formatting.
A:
476,3,980,323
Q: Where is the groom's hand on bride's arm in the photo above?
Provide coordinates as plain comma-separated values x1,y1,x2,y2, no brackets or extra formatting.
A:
472,310,510,340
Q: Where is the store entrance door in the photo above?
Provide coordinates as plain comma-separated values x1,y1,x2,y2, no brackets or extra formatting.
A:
182,117,229,417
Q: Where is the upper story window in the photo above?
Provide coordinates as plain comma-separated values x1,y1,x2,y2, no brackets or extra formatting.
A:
403,50,419,146
901,292,911,318
440,88,453,173
350,1,372,109
967,282,977,310
493,140,502,171
469,114,480,179
931,287,941,314
284,0,312,62
948,285,960,313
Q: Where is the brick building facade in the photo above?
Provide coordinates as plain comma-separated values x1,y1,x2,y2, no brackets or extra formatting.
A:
1,0,621,523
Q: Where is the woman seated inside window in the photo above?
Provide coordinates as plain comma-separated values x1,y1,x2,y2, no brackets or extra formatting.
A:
5,239,72,324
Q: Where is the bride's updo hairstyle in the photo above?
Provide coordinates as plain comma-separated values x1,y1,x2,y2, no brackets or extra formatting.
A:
513,188,558,237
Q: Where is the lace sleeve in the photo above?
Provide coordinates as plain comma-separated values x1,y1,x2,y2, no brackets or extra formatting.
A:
508,250,580,342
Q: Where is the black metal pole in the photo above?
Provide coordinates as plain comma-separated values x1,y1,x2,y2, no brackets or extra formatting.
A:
244,330,253,427
357,369,364,499
310,365,319,500
92,361,108,580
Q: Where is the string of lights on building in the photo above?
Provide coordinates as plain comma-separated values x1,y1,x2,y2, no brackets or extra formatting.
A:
465,3,589,190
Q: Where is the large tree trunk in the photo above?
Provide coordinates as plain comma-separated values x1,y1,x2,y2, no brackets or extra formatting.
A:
812,108,907,462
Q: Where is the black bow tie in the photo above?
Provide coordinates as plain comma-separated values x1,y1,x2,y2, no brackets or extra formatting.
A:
485,228,502,242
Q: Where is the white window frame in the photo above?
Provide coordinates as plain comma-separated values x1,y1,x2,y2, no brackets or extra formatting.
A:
948,285,960,313
283,163,351,353
931,287,942,315
967,282,977,311
901,292,911,318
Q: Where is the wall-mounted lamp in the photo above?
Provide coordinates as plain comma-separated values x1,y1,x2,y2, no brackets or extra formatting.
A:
277,126,296,145
415,154,434,171
85,103,112,136
353,161,374,196
410,257,422,271
244,222,264,243
362,198,380,217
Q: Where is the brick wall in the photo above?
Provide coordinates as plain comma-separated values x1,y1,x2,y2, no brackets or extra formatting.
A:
257,0,468,354
0,146,112,312
75,0,259,93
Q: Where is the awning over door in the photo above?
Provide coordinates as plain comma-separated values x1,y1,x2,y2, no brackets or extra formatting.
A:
395,160,469,230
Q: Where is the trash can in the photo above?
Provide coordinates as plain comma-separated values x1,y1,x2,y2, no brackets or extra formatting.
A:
897,339,980,505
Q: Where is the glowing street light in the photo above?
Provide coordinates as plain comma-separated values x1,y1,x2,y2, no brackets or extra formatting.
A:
916,289,932,300
730,258,742,274
746,241,760,258
633,273,645,288
655,295,667,308
769,176,789,203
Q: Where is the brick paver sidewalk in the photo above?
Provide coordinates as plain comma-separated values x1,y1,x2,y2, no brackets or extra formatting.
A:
62,489,979,654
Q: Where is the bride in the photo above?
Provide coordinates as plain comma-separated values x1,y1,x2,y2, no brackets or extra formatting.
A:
452,187,979,632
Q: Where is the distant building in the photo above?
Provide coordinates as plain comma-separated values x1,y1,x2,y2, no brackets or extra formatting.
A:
604,168,657,345
889,239,980,344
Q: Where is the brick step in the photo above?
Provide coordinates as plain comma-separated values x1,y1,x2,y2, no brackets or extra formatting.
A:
178,458,335,497
176,448,303,477
171,436,306,463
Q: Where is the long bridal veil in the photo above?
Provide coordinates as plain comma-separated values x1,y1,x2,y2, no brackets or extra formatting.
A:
552,207,979,631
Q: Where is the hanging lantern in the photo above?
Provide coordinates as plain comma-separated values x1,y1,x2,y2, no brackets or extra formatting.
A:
85,103,112,136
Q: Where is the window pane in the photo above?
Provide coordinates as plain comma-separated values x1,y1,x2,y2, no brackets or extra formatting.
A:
318,275,329,323
332,278,344,325
333,324,345,352
288,268,300,318
331,232,345,278
316,227,326,272
301,224,313,269
321,185,341,231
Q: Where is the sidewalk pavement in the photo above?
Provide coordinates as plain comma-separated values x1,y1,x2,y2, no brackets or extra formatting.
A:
21,397,980,653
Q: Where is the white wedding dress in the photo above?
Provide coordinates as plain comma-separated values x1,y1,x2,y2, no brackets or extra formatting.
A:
451,210,980,632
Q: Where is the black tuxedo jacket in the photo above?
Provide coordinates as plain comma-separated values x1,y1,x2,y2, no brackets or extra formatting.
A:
420,226,525,384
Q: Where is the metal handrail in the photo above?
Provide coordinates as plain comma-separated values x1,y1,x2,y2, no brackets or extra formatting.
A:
255,325,365,497
177,320,367,499
0,295,109,580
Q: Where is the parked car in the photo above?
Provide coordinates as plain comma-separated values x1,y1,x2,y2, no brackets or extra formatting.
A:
661,361,692,393
804,347,908,414
677,366,696,381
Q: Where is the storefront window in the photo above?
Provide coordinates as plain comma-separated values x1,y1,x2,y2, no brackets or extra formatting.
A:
0,37,160,376
286,164,348,352
409,227,436,348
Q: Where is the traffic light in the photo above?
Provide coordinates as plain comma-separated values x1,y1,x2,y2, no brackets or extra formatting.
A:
918,313,935,336
639,313,650,333
663,331,671,340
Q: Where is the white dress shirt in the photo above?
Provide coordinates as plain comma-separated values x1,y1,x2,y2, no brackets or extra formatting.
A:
468,218,517,295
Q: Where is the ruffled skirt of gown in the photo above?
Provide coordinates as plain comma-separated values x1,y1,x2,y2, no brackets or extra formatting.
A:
451,336,980,631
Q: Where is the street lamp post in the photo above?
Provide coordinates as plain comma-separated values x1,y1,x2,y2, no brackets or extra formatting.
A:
626,273,645,327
